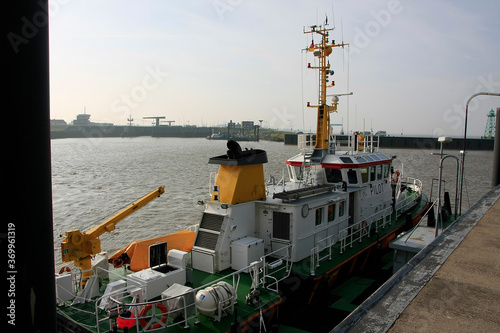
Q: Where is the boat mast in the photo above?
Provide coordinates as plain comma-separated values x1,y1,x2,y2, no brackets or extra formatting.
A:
304,23,348,155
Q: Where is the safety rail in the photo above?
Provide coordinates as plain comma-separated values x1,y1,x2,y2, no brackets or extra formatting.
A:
395,178,422,217
310,233,336,276
328,133,381,154
338,206,393,255
308,206,392,275
259,244,294,293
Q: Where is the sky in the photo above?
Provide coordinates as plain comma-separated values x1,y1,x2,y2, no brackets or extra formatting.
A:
49,0,500,137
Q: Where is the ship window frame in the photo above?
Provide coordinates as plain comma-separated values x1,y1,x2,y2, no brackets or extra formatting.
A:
340,156,353,163
315,207,324,226
339,200,346,217
328,203,336,222
347,169,358,184
325,168,342,183
293,166,303,181
384,164,391,178
370,166,376,181
376,164,383,180
360,167,369,183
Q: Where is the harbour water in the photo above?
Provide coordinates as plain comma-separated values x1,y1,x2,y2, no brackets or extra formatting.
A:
51,137,493,265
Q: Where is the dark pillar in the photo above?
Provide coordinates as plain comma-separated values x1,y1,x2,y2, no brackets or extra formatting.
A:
4,1,56,332
493,108,500,186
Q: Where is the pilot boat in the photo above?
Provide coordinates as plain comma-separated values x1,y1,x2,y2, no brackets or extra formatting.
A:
56,22,429,333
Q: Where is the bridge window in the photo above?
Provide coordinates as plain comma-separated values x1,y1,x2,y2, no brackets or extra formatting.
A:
293,166,303,180
347,169,358,184
384,164,391,178
325,168,342,183
361,167,369,183
376,165,382,180
370,166,376,181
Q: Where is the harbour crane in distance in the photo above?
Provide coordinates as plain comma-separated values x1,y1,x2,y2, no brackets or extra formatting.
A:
61,186,165,283
143,116,166,126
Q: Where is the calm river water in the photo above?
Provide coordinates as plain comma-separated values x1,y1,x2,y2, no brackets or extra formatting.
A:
51,137,493,265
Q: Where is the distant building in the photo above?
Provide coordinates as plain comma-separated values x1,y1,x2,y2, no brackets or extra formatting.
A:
50,119,67,126
71,113,113,126
73,114,91,126
241,121,254,131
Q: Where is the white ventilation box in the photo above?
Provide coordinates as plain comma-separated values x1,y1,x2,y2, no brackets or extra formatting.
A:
168,249,188,269
230,237,264,271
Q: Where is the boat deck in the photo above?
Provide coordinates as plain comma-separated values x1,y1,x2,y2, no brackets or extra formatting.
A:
57,263,282,333
56,194,430,333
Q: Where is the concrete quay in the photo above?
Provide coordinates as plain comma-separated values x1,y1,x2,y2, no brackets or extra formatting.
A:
334,185,500,332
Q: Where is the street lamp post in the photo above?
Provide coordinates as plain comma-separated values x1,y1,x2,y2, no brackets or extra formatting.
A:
436,136,452,237
459,92,500,215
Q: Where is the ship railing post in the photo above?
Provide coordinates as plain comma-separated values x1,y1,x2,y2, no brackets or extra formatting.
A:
316,244,320,268
310,249,315,276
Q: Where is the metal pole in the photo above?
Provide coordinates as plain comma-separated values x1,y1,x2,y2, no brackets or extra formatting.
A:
459,92,500,215
492,107,500,186
436,142,444,237
436,154,460,237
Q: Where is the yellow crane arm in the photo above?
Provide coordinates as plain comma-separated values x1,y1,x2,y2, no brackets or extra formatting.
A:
61,186,165,273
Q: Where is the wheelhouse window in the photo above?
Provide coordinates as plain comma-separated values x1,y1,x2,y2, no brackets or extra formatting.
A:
370,166,376,181
328,203,336,222
361,167,369,183
339,200,346,217
293,166,303,180
347,169,358,184
384,164,391,178
315,208,323,226
376,164,382,180
325,168,342,183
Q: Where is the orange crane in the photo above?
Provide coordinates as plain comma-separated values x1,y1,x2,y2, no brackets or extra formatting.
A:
61,186,165,282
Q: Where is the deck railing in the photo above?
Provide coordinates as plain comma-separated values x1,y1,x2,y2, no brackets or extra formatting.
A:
338,206,394,256
308,205,393,276
395,177,422,217
259,244,294,293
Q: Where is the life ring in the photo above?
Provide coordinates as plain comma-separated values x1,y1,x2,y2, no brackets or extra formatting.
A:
139,302,168,329
58,266,72,274
391,170,400,183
